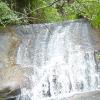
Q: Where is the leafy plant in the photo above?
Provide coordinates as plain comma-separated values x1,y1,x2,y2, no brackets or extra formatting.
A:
64,0,100,28
0,1,20,26
0,0,100,29
24,0,61,23
95,52,100,61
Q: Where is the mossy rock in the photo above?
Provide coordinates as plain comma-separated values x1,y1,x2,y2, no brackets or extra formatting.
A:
0,88,21,99
0,97,3,100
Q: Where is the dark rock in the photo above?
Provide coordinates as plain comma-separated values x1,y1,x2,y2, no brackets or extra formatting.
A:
0,88,21,100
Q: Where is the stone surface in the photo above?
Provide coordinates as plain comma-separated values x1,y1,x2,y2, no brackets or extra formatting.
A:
68,90,100,100
0,65,34,90
0,88,21,99
46,90,100,100
0,65,33,99
0,27,21,68
0,20,100,100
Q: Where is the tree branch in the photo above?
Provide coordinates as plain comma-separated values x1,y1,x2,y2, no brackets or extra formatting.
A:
32,0,60,12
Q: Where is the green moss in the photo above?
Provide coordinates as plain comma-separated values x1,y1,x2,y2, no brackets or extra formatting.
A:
95,52,100,61
0,97,3,100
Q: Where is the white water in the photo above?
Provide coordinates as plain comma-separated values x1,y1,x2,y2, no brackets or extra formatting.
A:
16,20,98,100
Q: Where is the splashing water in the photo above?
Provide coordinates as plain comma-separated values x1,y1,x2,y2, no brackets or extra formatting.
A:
16,19,98,100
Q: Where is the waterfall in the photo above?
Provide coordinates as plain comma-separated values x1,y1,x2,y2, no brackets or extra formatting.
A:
15,19,98,100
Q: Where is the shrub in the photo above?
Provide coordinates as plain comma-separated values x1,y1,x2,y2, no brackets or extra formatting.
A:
0,1,20,26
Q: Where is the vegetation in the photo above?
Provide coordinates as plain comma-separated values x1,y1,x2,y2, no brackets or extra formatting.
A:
64,0,100,28
0,0,100,29
0,1,20,26
0,97,3,100
95,51,100,61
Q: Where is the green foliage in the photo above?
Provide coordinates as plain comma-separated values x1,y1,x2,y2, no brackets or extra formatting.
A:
0,0,100,29
95,51,100,61
28,0,61,23
0,1,20,26
64,0,100,28
43,7,61,22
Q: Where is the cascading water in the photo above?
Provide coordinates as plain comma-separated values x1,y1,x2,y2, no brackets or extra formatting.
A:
15,19,98,100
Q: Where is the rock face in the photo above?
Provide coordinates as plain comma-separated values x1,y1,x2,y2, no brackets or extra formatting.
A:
0,20,100,100
0,27,34,98
0,27,21,68
0,65,34,99
0,27,23,99
91,29,100,51
48,90,100,100
15,19,99,100
0,66,25,90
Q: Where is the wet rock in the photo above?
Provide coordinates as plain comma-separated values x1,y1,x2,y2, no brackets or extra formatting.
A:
0,88,21,99
0,27,21,68
0,67,24,90
0,65,34,100
0,65,34,91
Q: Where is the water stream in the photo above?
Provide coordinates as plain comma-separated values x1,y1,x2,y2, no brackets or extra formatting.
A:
15,19,98,100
